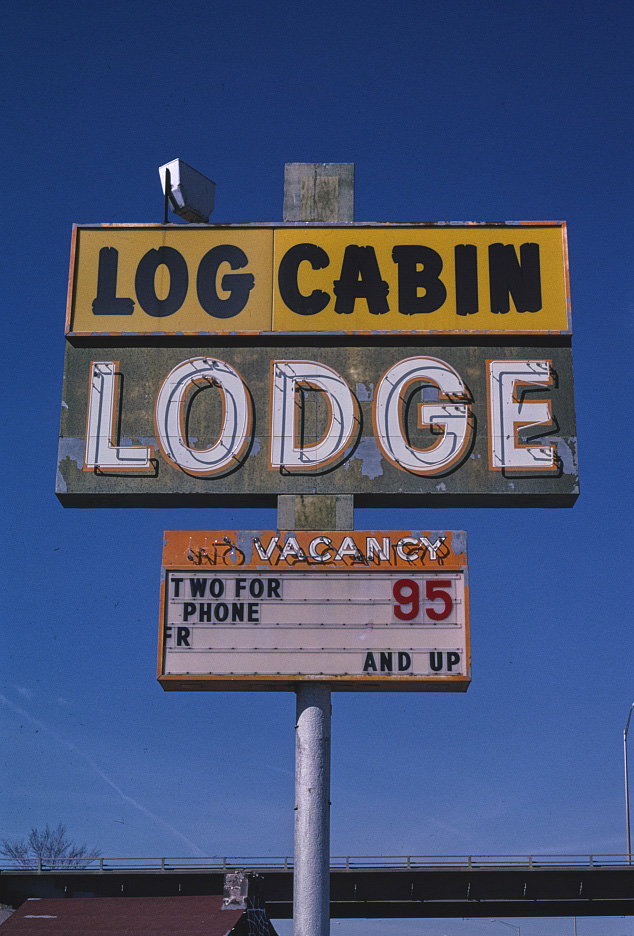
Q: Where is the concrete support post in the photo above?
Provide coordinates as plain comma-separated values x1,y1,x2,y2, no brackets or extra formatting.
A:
293,684,332,936
281,162,354,936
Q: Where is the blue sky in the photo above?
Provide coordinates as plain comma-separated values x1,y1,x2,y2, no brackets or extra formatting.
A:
2,1,634,934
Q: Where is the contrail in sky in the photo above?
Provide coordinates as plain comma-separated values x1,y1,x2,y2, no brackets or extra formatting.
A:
1,693,205,856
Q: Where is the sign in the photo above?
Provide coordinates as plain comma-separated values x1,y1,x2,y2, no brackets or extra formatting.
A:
56,343,578,506
158,530,470,691
66,223,570,337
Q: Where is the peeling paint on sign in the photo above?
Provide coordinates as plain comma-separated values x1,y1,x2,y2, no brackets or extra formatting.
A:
57,343,578,506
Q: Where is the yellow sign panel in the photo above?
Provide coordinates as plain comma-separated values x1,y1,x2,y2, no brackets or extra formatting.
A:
67,223,570,336
68,226,274,335
273,224,569,334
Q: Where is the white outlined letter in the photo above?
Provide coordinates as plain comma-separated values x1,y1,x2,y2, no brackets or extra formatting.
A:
84,361,153,472
155,357,252,477
487,359,556,472
269,360,359,471
373,356,472,475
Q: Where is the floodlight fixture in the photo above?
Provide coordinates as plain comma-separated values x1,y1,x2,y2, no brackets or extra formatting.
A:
159,158,215,224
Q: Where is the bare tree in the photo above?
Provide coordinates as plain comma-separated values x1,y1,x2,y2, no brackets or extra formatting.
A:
0,824,101,869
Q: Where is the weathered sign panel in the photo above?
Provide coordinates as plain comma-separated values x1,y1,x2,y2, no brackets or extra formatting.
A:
158,529,470,691
66,223,570,337
56,343,578,506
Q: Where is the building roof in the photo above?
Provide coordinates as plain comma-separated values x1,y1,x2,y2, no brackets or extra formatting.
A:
0,894,262,935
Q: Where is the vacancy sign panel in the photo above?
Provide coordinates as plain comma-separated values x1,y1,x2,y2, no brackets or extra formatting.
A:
65,223,570,337
158,529,470,692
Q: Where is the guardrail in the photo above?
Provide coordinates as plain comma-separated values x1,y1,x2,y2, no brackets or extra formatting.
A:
0,854,631,873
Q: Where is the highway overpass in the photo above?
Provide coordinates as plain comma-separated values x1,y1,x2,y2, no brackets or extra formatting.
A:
2,855,634,919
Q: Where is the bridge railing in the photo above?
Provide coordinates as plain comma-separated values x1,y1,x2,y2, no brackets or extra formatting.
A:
332,854,631,869
0,854,631,873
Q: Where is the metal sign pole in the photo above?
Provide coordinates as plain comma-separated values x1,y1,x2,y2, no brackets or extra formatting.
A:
294,684,331,936
281,162,355,936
